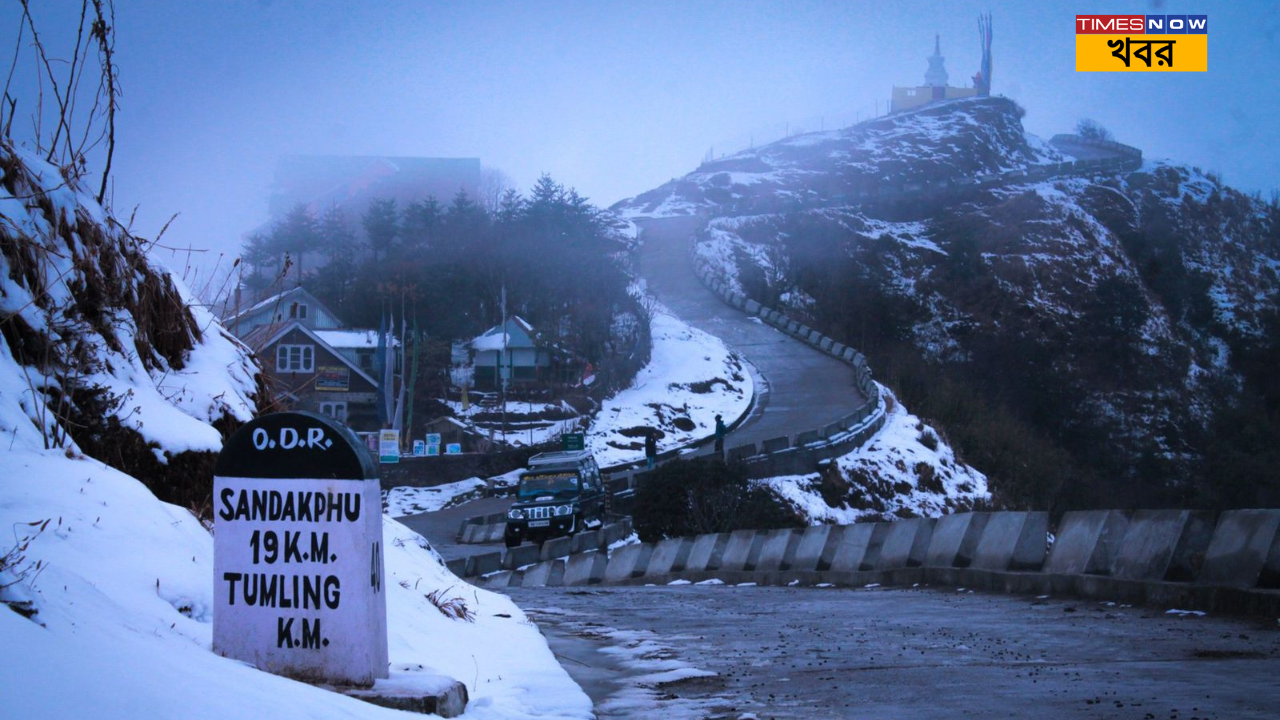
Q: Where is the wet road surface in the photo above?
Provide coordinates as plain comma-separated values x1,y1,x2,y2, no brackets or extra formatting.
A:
507,584,1280,719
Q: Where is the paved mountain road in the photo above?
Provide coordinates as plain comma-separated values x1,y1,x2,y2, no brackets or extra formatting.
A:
510,584,1280,719
635,216,865,451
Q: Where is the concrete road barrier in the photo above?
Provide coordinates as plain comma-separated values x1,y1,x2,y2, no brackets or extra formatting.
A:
830,522,888,572
685,533,730,572
465,552,502,578
720,529,765,572
646,537,694,576
571,529,601,554
445,558,467,577
540,536,573,562
1110,510,1215,582
502,544,542,571
484,523,506,543
481,571,516,588
564,552,608,586
761,436,790,454
1044,510,1131,576
970,512,1048,572
521,559,566,587
727,444,758,462
605,543,653,583
601,521,632,548
874,517,936,570
790,525,845,572
755,529,803,573
1199,509,1280,588
924,513,990,568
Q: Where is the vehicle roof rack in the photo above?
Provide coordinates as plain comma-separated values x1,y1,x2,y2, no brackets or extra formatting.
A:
527,449,593,467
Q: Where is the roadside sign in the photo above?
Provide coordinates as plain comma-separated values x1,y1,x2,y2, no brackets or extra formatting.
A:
425,433,441,445
378,429,400,464
212,411,388,686
562,433,585,452
426,443,440,456
412,440,425,456
445,443,462,455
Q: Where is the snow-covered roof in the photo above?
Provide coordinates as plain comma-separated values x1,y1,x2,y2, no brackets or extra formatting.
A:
470,316,537,351
226,286,312,324
314,329,398,349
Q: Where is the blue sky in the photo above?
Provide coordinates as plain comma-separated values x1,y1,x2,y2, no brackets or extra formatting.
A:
8,0,1278,262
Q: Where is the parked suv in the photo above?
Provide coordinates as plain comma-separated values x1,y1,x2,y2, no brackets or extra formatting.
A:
504,449,607,548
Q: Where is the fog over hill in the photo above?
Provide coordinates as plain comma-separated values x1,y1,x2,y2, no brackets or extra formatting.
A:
618,97,1280,511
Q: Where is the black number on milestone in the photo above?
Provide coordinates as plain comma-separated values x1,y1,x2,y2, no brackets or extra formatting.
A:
370,541,381,592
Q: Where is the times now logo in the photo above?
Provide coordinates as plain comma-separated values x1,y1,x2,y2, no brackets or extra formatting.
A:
1076,15,1208,34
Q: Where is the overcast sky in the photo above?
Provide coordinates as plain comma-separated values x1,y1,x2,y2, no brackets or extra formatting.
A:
9,0,1279,271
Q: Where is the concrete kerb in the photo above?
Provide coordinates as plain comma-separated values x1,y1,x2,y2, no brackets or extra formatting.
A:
1044,510,1131,576
970,512,1049,572
1199,509,1280,588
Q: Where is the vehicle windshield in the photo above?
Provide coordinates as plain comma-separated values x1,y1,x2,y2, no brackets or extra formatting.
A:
518,471,580,500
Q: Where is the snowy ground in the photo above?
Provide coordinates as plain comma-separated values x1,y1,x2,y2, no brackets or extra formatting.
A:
444,399,586,449
0,144,591,719
383,469,524,518
760,385,989,523
587,306,753,468
0,450,592,720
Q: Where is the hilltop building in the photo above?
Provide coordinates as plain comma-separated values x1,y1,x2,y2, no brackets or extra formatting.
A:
890,35,978,114
890,15,993,114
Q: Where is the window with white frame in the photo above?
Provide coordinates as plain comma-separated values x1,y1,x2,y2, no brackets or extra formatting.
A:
275,344,314,372
319,401,347,423
289,302,308,320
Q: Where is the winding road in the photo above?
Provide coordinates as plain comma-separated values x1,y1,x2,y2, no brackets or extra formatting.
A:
635,216,865,450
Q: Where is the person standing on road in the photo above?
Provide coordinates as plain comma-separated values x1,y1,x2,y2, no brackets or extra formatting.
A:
644,429,657,470
714,414,727,457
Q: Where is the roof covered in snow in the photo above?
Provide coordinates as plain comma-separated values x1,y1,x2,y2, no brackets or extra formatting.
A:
471,316,538,351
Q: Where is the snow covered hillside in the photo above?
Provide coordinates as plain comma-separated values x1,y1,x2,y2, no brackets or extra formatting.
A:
0,141,591,719
615,97,1280,509
763,387,988,524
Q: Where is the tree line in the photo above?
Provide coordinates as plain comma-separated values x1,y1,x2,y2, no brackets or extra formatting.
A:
240,174,647,395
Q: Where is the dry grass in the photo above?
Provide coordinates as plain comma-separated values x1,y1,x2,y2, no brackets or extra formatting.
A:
425,588,475,623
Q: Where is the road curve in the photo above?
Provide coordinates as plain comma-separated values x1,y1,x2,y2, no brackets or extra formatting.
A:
635,216,865,451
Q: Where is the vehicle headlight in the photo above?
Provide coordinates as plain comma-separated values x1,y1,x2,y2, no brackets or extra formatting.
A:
554,505,574,517
507,508,525,520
